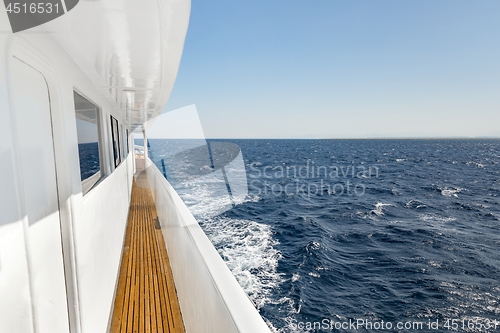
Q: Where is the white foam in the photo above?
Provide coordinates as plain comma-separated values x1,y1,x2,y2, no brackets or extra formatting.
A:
466,161,485,168
419,213,457,223
405,200,427,209
428,260,442,268
187,190,299,331
201,217,283,310
440,187,463,198
371,203,393,216
171,162,303,330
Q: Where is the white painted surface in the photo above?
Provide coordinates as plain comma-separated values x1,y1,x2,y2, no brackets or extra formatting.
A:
11,58,70,333
0,29,133,333
0,223,33,333
135,158,145,171
145,159,272,333
42,0,191,127
0,0,189,331
0,12,33,333
75,154,132,333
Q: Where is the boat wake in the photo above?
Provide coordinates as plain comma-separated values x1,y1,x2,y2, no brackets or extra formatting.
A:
173,175,286,328
200,216,283,309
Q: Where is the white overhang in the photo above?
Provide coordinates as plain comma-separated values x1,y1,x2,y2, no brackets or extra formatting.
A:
44,0,190,127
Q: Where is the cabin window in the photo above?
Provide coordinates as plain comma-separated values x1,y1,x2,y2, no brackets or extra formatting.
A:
121,125,127,158
74,92,102,189
111,116,121,167
126,129,130,154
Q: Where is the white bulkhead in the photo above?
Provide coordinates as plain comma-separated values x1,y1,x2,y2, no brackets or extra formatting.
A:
0,1,272,332
0,0,190,331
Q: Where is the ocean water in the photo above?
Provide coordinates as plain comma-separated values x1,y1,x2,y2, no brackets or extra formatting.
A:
148,139,500,332
78,142,100,181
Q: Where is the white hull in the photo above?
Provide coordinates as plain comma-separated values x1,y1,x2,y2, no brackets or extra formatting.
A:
0,1,271,332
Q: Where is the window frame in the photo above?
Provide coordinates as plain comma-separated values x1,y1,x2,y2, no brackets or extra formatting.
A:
110,115,121,168
126,129,130,154
120,124,127,160
74,90,104,195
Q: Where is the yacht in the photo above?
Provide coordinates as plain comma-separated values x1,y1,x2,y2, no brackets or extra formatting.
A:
0,1,271,332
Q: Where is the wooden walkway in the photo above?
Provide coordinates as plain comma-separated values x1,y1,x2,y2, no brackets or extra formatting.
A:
111,173,185,333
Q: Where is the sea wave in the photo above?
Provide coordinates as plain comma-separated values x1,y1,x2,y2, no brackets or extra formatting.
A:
148,138,500,333
200,217,283,309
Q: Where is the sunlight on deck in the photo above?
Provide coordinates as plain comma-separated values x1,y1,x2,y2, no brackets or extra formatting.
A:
111,172,185,333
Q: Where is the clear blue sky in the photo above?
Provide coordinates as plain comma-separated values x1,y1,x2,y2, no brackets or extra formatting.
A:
164,0,500,139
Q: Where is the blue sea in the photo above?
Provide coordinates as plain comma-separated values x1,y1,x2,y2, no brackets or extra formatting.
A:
78,142,100,181
147,139,500,332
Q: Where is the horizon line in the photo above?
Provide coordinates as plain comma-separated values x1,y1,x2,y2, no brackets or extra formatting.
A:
144,136,500,140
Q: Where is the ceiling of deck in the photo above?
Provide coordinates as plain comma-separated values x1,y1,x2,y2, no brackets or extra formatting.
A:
44,0,190,127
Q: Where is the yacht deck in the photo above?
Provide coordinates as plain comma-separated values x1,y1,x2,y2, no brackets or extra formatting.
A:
110,172,185,333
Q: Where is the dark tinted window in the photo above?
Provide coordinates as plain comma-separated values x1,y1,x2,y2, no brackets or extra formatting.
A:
126,129,129,153
111,116,121,167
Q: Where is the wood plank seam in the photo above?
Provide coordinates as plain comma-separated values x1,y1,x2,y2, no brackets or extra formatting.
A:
110,174,185,333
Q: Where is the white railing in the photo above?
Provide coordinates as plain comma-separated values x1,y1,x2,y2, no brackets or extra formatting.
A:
144,159,271,333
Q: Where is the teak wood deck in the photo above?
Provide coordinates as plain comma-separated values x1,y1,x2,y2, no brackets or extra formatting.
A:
111,172,185,333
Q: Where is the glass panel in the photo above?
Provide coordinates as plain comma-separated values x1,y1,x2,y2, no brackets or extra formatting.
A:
74,92,100,181
126,129,130,154
111,116,121,167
